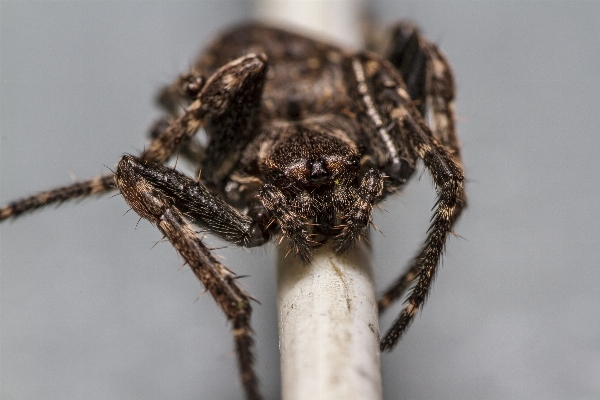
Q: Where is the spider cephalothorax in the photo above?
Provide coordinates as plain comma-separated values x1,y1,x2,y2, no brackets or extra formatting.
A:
1,22,466,400
258,116,374,259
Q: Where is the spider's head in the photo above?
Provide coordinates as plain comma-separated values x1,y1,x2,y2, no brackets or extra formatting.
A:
258,117,367,259
261,118,361,190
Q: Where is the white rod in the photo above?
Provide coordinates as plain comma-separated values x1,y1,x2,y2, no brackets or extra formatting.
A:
277,241,382,400
254,0,363,48
253,1,382,399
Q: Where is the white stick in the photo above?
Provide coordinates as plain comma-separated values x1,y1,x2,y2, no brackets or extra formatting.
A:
277,241,382,400
254,1,382,399
254,0,363,48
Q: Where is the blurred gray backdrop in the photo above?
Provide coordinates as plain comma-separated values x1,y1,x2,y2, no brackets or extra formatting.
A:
2,1,599,399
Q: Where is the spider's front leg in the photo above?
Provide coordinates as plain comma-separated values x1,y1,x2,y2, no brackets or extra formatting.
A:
115,155,266,400
113,54,270,399
118,154,269,247
377,25,468,314
0,54,268,222
378,120,464,351
353,54,465,351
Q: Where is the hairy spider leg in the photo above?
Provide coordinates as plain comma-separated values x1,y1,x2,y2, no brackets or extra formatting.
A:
0,175,116,221
0,53,269,400
376,24,467,314
119,155,268,248
114,53,269,400
386,21,429,116
140,53,267,169
0,54,268,224
115,155,262,400
380,113,463,351
148,70,207,165
352,53,464,351
0,71,200,222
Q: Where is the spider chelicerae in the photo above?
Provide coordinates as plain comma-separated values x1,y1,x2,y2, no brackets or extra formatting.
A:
1,22,466,400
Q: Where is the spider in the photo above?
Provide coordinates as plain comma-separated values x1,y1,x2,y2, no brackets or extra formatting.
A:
0,22,466,400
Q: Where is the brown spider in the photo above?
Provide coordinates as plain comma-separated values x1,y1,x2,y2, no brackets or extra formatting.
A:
0,22,466,399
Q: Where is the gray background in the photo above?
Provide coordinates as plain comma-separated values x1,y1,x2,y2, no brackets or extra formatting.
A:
1,1,599,399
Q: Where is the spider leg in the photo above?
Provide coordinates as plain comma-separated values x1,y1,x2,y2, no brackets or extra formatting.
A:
385,21,428,115
0,72,197,222
352,54,465,351
0,54,268,222
149,70,207,165
381,100,464,351
385,21,462,160
140,53,267,167
115,155,263,400
378,26,468,312
379,131,463,351
0,175,115,221
118,154,269,247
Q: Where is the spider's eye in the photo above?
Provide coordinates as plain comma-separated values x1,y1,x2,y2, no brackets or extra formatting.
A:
347,155,360,169
184,76,204,97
